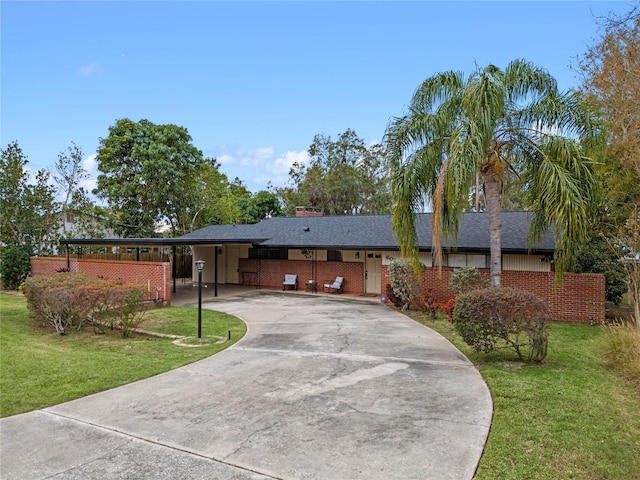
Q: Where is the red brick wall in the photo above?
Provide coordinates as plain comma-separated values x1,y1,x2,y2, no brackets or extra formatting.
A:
382,266,605,323
239,258,365,294
30,257,172,304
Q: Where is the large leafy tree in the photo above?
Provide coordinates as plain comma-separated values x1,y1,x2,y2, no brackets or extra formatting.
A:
279,129,391,216
189,158,252,230
239,190,283,224
94,119,205,237
385,59,603,286
578,4,640,326
578,5,640,225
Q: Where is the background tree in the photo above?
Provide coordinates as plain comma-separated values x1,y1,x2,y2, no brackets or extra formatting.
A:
279,129,391,216
0,141,59,255
24,169,59,255
52,142,105,240
189,159,252,230
578,5,639,223
94,119,205,237
53,143,88,235
385,59,604,286
578,4,640,326
238,190,283,224
1,141,31,249
1,142,59,286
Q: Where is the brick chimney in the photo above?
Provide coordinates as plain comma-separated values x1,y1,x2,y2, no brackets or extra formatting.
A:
295,206,324,217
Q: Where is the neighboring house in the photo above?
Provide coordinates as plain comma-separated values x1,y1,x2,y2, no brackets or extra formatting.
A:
58,210,115,251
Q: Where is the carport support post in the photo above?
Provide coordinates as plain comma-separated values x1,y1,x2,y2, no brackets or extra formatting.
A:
195,259,205,338
172,245,177,294
214,246,218,297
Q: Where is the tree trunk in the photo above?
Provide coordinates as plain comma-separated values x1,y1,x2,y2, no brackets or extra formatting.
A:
483,166,502,287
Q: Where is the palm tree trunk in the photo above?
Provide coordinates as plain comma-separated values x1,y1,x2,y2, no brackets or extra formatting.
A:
482,166,502,287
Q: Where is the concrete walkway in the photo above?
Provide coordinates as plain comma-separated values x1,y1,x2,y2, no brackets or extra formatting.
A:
0,291,492,480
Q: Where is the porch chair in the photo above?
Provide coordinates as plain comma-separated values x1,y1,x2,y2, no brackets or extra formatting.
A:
323,276,344,293
282,274,298,291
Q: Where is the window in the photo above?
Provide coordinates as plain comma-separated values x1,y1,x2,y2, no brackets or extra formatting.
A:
445,253,488,268
248,248,288,260
327,250,342,262
466,255,487,268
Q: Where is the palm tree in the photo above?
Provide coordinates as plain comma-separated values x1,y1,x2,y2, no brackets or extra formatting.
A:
385,59,603,287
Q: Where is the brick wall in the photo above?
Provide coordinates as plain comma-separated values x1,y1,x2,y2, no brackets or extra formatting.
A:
382,266,605,323
30,257,172,304
239,258,365,294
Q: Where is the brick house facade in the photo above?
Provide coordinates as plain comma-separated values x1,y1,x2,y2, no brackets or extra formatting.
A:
52,211,607,323
381,265,605,323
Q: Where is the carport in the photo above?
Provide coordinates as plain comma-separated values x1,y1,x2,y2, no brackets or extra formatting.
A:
57,236,264,301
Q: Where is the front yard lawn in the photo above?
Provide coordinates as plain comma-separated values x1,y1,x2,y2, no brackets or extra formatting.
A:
0,292,245,417
409,312,640,480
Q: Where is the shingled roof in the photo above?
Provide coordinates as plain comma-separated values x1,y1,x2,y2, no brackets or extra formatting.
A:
178,211,555,253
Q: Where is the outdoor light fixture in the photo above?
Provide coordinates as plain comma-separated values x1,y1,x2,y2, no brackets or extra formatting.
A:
195,259,205,338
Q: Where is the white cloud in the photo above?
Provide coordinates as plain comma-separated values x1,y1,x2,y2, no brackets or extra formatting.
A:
217,153,235,165
78,63,103,76
270,150,309,175
83,154,97,174
210,146,309,192
79,154,99,197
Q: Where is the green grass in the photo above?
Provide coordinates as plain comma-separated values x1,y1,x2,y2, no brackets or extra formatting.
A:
0,292,246,417
409,312,640,480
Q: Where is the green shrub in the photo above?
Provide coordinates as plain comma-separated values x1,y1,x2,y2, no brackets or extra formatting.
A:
106,284,148,337
571,236,628,305
388,259,420,310
26,272,95,333
453,287,550,362
25,273,148,336
449,266,489,294
385,283,402,308
0,246,30,290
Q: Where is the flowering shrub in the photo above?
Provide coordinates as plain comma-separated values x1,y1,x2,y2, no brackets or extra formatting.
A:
418,287,437,317
434,298,456,323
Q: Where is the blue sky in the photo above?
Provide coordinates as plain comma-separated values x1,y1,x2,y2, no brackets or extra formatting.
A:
1,1,631,194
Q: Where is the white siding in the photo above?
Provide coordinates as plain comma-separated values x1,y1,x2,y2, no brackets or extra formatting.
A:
287,249,328,261
503,254,551,272
342,251,364,262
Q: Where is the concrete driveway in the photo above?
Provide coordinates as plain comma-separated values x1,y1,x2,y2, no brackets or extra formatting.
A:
0,291,492,480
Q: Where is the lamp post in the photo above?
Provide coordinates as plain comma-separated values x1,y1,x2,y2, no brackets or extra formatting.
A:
195,259,205,338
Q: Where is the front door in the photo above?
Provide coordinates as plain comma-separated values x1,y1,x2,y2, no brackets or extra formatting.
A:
365,252,382,294
225,246,240,284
